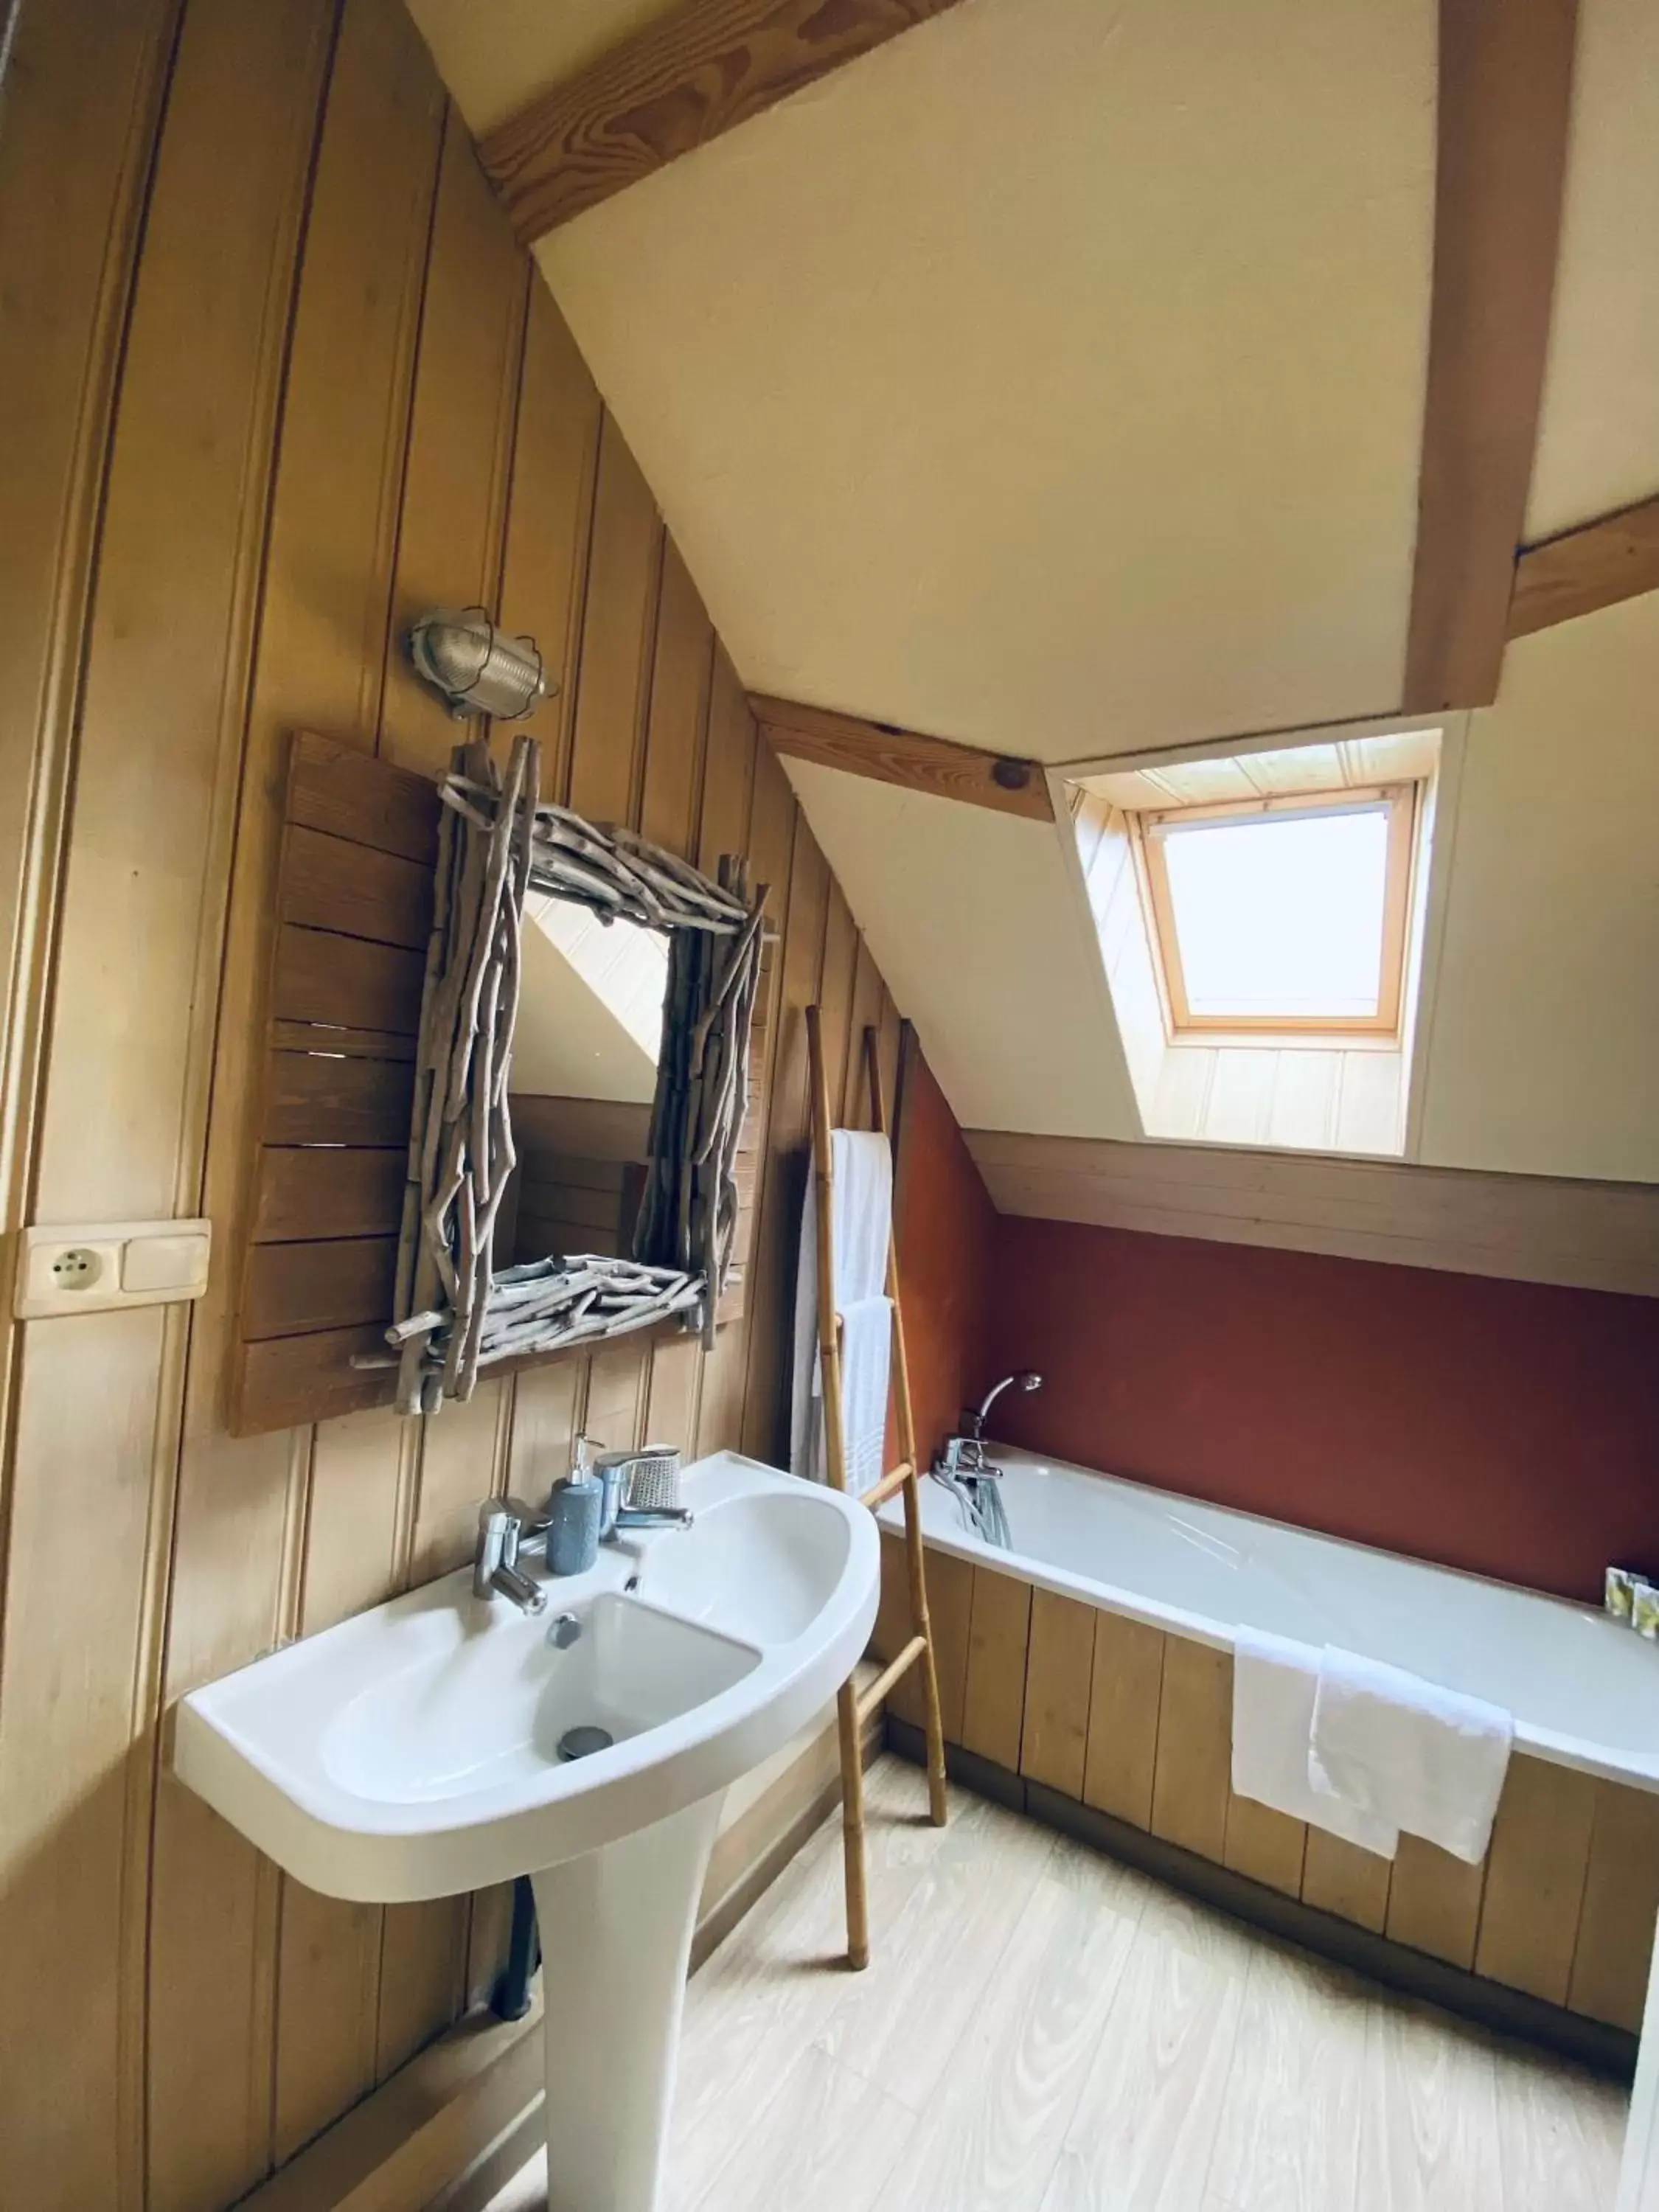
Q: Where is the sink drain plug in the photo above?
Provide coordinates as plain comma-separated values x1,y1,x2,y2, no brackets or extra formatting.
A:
557,1724,614,1761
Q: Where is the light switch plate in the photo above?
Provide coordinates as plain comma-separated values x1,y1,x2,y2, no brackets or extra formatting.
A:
15,1220,212,1319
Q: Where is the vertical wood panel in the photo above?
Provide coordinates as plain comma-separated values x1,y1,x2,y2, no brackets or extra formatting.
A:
567,415,661,827
1148,1641,1231,1862
638,536,714,859
1385,1834,1486,1970
696,646,758,878
960,1566,1032,1772
1299,1829,1392,1934
1474,1753,1596,2004
150,4,448,2201
1222,1792,1307,1901
1082,1612,1165,1831
920,1548,973,1743
1019,1590,1096,1798
1568,1780,1659,2033
841,938,886,1132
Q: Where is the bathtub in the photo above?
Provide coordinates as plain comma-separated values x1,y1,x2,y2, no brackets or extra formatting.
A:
873,1444,1659,2057
881,1444,1659,1791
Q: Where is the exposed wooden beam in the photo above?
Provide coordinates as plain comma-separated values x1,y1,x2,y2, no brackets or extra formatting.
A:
1507,493,1659,639
1402,0,1578,712
480,0,970,243
753,695,1055,823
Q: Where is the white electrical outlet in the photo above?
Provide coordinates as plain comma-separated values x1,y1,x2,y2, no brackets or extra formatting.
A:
15,1220,212,1319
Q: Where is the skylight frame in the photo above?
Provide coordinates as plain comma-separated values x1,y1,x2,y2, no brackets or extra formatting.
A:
1135,783,1418,1037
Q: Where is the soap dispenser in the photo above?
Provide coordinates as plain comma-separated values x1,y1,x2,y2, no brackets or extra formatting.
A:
544,1434,602,1576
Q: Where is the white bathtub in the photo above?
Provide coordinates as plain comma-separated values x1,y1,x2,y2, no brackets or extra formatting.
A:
879,1446,1659,1792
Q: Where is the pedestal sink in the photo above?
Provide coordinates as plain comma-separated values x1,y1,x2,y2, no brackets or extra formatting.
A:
173,1449,879,2212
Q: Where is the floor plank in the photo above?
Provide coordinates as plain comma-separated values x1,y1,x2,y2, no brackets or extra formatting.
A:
481,1758,1627,2212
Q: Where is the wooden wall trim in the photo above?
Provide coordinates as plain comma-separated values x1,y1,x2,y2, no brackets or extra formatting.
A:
1508,493,1659,639
1401,0,1578,712
964,1127,1659,1298
479,0,970,243
755,695,1054,823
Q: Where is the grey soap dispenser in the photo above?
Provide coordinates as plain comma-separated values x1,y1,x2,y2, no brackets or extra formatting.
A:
544,1433,602,1576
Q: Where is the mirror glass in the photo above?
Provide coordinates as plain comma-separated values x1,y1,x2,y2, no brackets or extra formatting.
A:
508,891,668,1262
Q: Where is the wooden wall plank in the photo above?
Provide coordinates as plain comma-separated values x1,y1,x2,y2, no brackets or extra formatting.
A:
1148,1639,1231,1862
1401,0,1578,711
1508,493,1659,639
1385,1835,1486,1970
697,647,759,878
495,280,603,809
262,1051,414,1148
841,939,886,1133
639,536,714,859
151,6,447,2193
1474,1753,1596,2004
279,824,432,947
1568,1781,1659,2033
479,0,972,241
1300,1830,1392,1935
288,731,440,861
244,1237,400,1340
960,1566,1032,1772
1082,1612,1164,1831
252,1147,406,1243
1222,1792,1307,1902
234,1326,398,1434
566,416,662,828
1019,1589,1096,1799
271,922,426,1034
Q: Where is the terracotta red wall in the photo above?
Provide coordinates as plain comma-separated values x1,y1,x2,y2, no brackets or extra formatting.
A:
892,1042,996,1471
984,1215,1659,1606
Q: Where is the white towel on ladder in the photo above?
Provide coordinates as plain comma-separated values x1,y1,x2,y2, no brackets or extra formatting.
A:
790,1130,893,1494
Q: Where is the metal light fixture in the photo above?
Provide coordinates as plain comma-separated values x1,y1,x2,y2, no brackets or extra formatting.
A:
406,606,554,721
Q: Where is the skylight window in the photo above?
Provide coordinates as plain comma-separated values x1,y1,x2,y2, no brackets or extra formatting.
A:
1141,787,1414,1034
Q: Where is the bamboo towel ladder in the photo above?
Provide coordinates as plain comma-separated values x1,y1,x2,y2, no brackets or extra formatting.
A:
805,1006,949,1971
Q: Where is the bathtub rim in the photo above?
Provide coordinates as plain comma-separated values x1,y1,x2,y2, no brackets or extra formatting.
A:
877,1443,1659,1795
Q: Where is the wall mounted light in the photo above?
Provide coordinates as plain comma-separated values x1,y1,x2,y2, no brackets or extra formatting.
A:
407,607,554,721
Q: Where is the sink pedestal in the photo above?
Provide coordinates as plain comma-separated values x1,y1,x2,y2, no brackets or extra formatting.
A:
532,1792,723,2212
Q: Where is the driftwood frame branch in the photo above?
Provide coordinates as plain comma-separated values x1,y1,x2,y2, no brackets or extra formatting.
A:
377,733,765,1415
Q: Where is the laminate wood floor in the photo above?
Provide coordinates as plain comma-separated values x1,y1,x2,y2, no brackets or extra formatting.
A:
481,1758,1628,2212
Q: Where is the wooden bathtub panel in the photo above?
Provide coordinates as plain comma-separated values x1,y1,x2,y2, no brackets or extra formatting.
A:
922,1548,974,1745
961,1567,1032,1772
1569,1779,1659,2032
1083,1613,1165,1830
1149,1641,1231,1863
1474,1754,1596,2005
1222,1793,1307,1901
1020,1589,1096,1798
1385,1836,1486,1970
1300,1832,1391,1934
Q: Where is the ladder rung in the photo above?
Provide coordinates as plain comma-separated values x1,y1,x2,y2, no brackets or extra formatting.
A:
861,1460,915,1511
858,1634,928,1725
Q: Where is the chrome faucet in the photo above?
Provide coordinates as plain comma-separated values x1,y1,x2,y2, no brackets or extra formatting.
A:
931,1373,1041,1550
472,1499,548,1614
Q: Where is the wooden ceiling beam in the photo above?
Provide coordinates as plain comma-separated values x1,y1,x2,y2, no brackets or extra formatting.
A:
1507,494,1659,640
480,0,970,244
1401,0,1578,712
752,695,1054,823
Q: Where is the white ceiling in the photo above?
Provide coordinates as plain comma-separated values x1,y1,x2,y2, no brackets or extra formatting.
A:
406,0,1659,1182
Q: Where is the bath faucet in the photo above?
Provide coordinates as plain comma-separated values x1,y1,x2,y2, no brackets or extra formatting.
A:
936,1372,1043,1475
472,1500,548,1615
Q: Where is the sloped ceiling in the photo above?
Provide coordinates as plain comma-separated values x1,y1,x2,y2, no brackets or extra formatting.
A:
406,0,1659,1180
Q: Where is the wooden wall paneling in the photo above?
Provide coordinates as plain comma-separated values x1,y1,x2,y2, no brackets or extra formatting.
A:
696,646,759,878
262,1053,414,1148
816,883,860,1137
1401,0,1578,711
494,281,604,807
279,823,432,947
243,1236,400,1340
960,1566,1032,1772
841,936,886,1133
252,1146,406,1242
1299,1830,1392,1935
1221,1792,1307,1902
1507,493,1659,639
479,0,973,241
566,415,664,827
150,4,448,2200
583,1340,650,1453
380,108,529,781
1147,1639,1231,1863
638,536,714,858
737,807,830,1468
1384,1834,1486,1971
1568,1781,1659,2033
1019,1588,1096,1799
0,3,331,2205
1082,1612,1165,1830
1473,1753,1596,2004
919,1548,973,1741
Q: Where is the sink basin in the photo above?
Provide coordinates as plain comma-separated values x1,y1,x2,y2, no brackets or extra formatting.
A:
173,1448,879,2211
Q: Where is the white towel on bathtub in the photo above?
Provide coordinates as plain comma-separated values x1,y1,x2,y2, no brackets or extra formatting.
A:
1310,1645,1512,1865
1231,1628,1399,1857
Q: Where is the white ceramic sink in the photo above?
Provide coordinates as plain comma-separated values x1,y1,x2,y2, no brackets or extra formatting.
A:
173,1448,878,2211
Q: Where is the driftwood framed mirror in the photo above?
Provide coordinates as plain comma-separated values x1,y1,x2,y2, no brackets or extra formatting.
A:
378,734,767,1416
